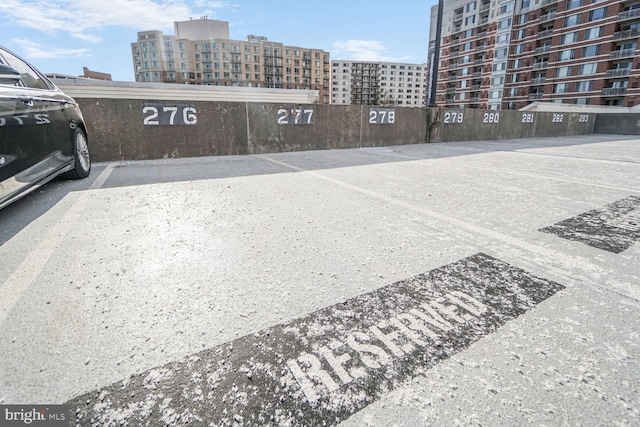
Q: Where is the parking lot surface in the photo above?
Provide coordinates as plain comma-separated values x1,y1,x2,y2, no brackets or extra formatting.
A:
1,135,639,426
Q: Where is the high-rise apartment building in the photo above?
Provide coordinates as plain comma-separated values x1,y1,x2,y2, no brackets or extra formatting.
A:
331,61,428,107
131,18,331,103
428,0,640,109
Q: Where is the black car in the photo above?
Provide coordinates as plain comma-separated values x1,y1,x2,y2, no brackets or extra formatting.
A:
0,45,91,209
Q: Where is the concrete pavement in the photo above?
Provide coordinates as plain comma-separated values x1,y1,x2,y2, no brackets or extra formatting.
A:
0,134,639,426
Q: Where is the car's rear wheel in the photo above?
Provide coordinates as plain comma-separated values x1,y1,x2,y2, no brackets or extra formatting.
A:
63,127,91,179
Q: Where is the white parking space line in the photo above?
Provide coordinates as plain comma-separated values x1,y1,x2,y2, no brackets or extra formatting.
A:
0,194,87,327
89,163,117,190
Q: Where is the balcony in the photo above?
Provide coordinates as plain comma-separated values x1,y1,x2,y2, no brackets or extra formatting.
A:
602,87,627,96
470,96,480,103
446,88,457,95
528,93,544,100
605,68,631,78
472,71,483,77
475,44,486,52
540,11,556,23
448,75,458,81
530,77,546,85
618,9,640,20
479,3,491,12
613,28,640,40
609,49,636,59
479,17,489,25
532,62,548,70
541,0,559,6
471,84,481,90
537,29,554,39
535,45,551,55
453,13,463,21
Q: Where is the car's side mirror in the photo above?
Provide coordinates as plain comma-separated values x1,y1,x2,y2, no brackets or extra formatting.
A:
0,63,21,84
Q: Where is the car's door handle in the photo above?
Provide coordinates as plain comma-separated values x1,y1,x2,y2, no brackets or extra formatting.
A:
18,95,34,106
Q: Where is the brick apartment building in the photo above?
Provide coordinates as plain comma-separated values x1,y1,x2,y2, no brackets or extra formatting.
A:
428,0,640,109
131,17,331,104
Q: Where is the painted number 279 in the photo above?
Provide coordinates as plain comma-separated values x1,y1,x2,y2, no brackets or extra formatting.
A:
444,111,464,124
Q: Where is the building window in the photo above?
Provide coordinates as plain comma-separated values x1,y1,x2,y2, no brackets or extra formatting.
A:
584,26,604,40
493,62,507,72
588,7,607,21
497,34,510,45
561,32,579,44
575,81,594,92
553,83,569,93
500,3,514,14
582,45,600,57
557,49,576,61
578,63,597,75
567,0,583,9
556,66,572,77
564,14,581,27
466,1,477,12
498,18,512,29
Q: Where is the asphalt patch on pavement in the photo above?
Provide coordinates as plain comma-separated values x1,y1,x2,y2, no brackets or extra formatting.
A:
67,253,564,426
540,196,640,253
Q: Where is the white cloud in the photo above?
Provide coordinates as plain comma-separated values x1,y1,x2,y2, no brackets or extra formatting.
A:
332,40,414,62
0,0,235,39
13,39,91,59
332,40,387,61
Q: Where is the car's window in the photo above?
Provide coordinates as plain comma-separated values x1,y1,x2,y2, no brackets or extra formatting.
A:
0,48,51,90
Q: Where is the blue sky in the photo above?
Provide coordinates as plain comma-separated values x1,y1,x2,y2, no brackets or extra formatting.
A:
0,0,436,82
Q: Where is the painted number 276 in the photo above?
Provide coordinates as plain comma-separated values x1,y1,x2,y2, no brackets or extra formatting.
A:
143,104,197,126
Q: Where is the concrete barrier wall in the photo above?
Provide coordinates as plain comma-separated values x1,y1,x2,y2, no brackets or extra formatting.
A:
594,114,640,135
429,109,596,142
77,98,615,163
77,99,430,162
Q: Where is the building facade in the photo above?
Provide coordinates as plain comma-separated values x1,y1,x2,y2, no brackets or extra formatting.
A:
131,18,331,104
428,0,640,109
331,61,428,107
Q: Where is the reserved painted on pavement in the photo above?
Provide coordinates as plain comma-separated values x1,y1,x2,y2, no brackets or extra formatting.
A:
68,253,564,426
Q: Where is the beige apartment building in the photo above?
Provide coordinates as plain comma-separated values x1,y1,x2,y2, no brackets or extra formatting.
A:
131,17,331,103
428,0,640,109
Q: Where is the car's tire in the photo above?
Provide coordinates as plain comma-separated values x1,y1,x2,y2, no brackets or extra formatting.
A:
63,127,91,179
